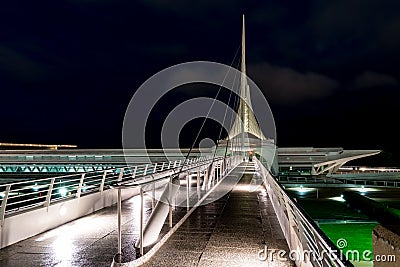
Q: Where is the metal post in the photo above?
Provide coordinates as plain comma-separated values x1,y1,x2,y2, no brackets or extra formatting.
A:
197,168,200,200
144,164,148,176
76,173,85,198
161,162,165,171
216,164,219,183
117,188,122,255
132,166,137,179
100,170,107,193
140,187,144,256
186,172,190,211
169,176,173,228
44,178,55,210
151,176,155,209
0,185,11,226
153,163,158,173
118,168,124,181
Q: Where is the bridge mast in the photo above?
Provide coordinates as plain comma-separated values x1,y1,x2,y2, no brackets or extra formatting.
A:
228,15,266,144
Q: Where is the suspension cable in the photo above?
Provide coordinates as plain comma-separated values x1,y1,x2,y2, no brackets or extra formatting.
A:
180,45,241,172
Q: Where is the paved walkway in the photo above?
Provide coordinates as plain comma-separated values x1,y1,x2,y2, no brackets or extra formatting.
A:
142,163,294,267
0,193,157,266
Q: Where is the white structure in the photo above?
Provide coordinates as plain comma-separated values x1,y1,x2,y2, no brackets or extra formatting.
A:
228,15,266,141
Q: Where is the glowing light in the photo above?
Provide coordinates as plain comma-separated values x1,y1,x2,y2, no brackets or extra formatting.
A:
0,142,77,149
287,187,315,194
350,187,380,193
330,196,346,202
32,183,39,191
58,187,68,197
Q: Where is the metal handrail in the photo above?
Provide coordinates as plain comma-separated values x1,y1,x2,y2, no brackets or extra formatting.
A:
0,156,213,223
256,159,353,267
111,154,243,258
111,157,224,189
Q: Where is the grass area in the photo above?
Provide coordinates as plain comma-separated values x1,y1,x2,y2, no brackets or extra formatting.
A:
293,195,400,263
295,198,376,262
319,223,378,261
296,199,369,220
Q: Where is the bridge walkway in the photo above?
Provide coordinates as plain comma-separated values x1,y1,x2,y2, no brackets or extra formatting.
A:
141,162,294,267
0,190,160,266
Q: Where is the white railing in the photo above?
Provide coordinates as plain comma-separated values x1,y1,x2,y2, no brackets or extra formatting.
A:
256,159,353,267
0,156,217,226
111,155,242,260
337,166,400,173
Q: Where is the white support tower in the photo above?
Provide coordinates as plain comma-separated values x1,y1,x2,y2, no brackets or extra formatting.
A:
228,15,266,141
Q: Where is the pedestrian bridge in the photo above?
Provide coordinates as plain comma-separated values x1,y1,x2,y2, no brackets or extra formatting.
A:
0,154,351,266
0,16,354,267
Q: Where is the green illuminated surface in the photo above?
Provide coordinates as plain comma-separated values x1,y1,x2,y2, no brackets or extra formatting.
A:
319,223,378,261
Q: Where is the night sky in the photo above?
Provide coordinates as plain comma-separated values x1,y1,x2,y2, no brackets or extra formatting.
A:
1,1,400,165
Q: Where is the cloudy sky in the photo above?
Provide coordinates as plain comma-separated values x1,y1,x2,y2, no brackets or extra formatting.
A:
1,1,399,164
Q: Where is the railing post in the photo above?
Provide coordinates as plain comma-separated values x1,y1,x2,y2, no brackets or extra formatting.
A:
132,166,138,179
144,164,148,176
186,172,190,211
100,170,108,193
44,178,55,210
117,187,122,256
76,173,85,198
161,162,165,171
151,176,155,210
153,163,158,173
118,168,124,181
197,168,200,200
0,185,11,227
140,186,144,256
169,176,173,228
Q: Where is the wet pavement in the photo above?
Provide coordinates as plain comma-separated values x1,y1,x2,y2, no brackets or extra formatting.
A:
0,191,157,266
142,163,294,267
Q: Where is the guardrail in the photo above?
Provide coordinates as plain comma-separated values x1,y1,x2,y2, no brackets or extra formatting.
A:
0,163,123,174
277,176,342,184
337,166,400,173
111,155,243,261
0,156,215,226
256,159,352,267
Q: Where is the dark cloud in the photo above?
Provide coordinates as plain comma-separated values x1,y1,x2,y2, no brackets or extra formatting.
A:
0,46,48,82
353,71,398,89
248,63,338,104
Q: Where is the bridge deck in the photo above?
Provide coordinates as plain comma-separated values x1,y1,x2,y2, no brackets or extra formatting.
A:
0,192,157,266
142,163,294,267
